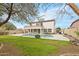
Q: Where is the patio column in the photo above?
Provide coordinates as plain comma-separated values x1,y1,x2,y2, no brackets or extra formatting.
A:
31,29,32,33
40,28,42,34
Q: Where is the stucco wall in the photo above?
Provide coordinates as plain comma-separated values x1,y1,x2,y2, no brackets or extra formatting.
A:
43,21,55,33
43,21,54,29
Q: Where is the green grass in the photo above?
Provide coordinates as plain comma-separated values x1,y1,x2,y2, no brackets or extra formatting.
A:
0,35,70,56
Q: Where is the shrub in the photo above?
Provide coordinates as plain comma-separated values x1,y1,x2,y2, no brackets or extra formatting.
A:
0,31,8,35
56,27,61,34
75,31,79,36
35,34,40,39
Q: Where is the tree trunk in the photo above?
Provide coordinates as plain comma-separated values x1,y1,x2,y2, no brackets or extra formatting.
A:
68,3,79,15
0,3,13,27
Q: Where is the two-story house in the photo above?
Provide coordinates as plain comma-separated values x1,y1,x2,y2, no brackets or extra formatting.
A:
25,19,55,34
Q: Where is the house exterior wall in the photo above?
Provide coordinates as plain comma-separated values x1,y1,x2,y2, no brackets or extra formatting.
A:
42,21,55,33
25,20,55,34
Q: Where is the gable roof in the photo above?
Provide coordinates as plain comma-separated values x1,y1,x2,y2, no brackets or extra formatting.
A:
30,19,55,24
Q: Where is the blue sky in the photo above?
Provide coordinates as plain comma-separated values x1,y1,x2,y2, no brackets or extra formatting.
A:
2,3,79,29
37,3,79,29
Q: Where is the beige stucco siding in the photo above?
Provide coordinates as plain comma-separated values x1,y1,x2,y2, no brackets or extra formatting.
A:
43,21,55,33
25,20,55,34
43,21,54,28
25,26,42,29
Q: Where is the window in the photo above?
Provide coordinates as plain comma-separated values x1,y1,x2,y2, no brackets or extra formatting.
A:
43,29,52,33
44,29,47,33
48,29,52,32
32,23,36,26
36,22,42,26
36,23,40,26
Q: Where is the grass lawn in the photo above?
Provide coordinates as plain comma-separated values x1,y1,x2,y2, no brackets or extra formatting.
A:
0,35,70,56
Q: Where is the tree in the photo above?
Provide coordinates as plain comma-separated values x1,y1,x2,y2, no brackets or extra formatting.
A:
0,3,13,26
39,3,79,16
0,3,79,27
1,22,16,30
0,3,38,26
68,3,79,15
56,27,61,33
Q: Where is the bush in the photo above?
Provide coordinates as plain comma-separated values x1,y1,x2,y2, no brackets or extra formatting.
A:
35,34,40,39
0,31,8,35
75,31,79,36
56,27,61,34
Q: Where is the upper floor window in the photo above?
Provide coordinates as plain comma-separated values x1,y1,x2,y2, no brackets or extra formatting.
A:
36,23,42,26
31,23,36,26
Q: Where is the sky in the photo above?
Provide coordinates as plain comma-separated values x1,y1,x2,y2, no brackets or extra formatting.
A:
1,3,79,29
37,3,79,29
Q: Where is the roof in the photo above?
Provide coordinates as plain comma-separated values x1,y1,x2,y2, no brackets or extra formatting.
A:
30,19,55,23
70,19,79,27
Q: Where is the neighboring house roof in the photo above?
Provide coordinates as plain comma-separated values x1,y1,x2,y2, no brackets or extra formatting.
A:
70,19,79,28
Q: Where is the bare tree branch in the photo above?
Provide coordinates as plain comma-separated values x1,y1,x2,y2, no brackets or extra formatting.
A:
68,3,79,15
0,3,13,26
